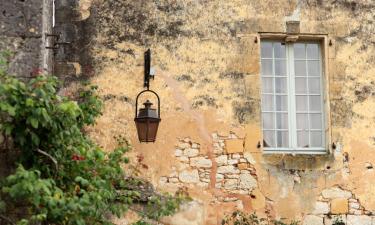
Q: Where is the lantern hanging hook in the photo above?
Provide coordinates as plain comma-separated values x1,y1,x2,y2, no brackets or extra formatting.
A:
135,89,160,119
144,49,155,90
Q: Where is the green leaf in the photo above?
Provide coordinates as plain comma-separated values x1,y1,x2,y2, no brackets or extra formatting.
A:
29,117,39,128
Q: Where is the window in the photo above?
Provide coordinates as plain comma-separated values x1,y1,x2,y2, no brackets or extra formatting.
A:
260,41,326,154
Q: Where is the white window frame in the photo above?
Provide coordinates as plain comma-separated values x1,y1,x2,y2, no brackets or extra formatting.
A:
260,40,328,155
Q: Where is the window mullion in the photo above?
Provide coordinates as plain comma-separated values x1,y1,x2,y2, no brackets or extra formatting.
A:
288,43,297,149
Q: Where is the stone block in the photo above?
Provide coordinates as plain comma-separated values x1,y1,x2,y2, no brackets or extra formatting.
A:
228,159,239,165
184,148,199,157
215,155,227,166
322,187,352,199
347,215,371,225
217,165,239,174
175,149,183,157
179,170,200,183
225,139,244,154
312,201,330,215
224,179,238,190
238,163,248,170
331,198,348,214
239,173,257,190
190,157,212,168
303,215,324,225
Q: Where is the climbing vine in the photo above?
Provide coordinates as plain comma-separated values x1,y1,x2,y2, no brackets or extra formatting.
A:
0,52,186,225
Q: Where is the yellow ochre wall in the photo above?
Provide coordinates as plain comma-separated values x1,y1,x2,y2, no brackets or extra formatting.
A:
67,0,375,224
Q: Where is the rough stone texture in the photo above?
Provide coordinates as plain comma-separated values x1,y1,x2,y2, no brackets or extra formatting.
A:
322,187,352,199
331,198,349,214
179,170,200,183
190,157,212,168
347,215,372,225
239,173,257,190
312,201,330,215
303,215,324,225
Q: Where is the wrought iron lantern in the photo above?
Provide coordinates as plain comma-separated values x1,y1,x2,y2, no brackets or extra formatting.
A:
134,49,161,142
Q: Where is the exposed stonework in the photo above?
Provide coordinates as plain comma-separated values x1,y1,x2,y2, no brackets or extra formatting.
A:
160,135,258,196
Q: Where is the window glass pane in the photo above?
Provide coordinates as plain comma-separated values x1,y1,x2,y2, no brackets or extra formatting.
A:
262,113,274,129
262,95,274,111
261,59,273,75
263,131,275,147
307,60,320,76
296,113,308,130
310,131,322,147
294,61,306,76
296,96,308,111
307,44,319,59
310,114,322,129
262,77,274,93
276,113,288,129
297,131,309,148
309,96,321,111
295,78,307,94
308,78,321,94
275,95,287,111
275,78,287,94
261,42,273,58
274,43,286,58
276,131,289,147
275,60,286,76
294,43,305,59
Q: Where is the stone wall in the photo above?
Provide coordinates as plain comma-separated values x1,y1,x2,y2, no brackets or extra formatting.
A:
0,0,53,177
2,0,375,224
71,0,375,224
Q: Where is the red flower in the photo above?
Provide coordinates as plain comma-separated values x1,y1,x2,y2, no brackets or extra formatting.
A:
72,154,85,161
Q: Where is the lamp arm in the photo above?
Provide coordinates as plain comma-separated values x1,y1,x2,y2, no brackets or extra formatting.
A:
135,89,161,118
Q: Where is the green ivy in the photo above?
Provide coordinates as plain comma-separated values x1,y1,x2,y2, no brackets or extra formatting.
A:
0,52,185,225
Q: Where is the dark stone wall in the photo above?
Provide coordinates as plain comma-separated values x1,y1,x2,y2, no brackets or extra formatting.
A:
0,0,49,77
0,0,53,177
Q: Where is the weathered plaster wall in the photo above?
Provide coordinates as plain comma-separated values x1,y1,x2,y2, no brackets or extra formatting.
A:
65,0,374,224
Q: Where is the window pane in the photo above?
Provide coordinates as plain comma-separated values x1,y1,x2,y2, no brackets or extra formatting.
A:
297,131,309,148
275,95,287,111
307,60,320,76
276,113,288,129
296,113,308,130
261,42,273,58
295,78,307,94
262,95,274,111
261,59,273,75
262,113,274,129
263,131,275,147
275,78,287,94
276,131,289,147
309,96,321,111
294,61,306,76
310,131,322,147
294,43,305,59
307,44,319,59
262,77,274,93
296,96,308,111
274,43,286,58
310,114,322,129
275,60,286,76
308,78,321,94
